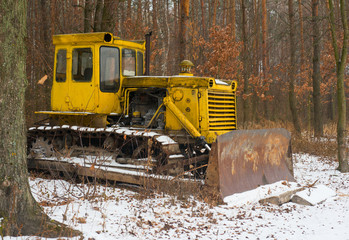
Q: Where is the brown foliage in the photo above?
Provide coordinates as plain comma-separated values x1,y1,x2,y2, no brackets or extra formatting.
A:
192,25,243,81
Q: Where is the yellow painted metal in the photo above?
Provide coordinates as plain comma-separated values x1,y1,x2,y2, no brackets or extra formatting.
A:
163,96,201,138
120,76,237,143
123,88,137,116
53,32,116,45
48,32,146,126
166,88,199,131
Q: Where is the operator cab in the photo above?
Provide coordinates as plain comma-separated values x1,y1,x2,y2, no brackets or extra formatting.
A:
51,32,145,116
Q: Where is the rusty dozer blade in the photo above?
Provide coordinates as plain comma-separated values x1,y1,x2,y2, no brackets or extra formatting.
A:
206,128,294,199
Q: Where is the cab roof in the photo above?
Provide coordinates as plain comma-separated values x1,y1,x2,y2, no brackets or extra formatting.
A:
52,32,145,51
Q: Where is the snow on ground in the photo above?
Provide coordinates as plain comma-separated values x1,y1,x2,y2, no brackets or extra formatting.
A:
223,180,300,206
4,153,349,240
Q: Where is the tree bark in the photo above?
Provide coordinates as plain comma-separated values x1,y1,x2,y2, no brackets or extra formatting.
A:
261,0,269,75
179,0,190,61
200,0,206,37
127,0,132,20
212,0,217,26
231,0,236,40
101,0,117,33
328,0,349,172
137,0,142,24
312,0,323,137
241,0,252,125
152,0,158,32
223,0,227,26
0,0,79,237
298,0,305,67
94,0,104,32
84,0,93,32
288,0,301,133
253,0,260,76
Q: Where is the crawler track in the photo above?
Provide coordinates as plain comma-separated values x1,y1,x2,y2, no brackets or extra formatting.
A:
27,125,209,185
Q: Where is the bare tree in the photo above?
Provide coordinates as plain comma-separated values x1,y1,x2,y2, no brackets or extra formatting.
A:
84,0,93,32
261,0,269,75
230,0,236,40
241,0,252,125
328,0,349,172
200,0,206,37
288,0,301,133
94,0,104,32
101,0,118,33
179,0,190,61
312,0,323,137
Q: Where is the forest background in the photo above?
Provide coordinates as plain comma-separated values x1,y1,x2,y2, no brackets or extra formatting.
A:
26,0,349,149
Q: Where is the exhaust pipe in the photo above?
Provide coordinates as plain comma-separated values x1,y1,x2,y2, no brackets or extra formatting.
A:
145,31,152,76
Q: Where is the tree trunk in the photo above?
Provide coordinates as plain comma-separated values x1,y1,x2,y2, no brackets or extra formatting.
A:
241,0,252,125
328,0,349,172
261,0,268,75
39,0,52,109
298,0,305,67
137,0,142,24
231,0,236,40
127,0,132,20
312,0,323,137
101,0,117,33
84,0,93,32
253,0,260,76
144,0,150,27
153,0,158,31
288,0,301,133
94,0,104,32
212,0,217,26
179,0,190,61
0,0,78,237
200,0,206,37
252,0,260,122
223,0,227,26
261,0,271,120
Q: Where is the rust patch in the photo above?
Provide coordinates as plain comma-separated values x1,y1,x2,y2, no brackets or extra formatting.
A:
212,128,295,198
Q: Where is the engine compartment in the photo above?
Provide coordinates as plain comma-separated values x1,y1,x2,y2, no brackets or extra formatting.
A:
108,88,166,129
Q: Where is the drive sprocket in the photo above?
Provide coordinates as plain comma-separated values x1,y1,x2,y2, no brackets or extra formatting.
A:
28,137,55,158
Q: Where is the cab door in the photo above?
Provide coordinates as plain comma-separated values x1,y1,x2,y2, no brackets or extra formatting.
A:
68,47,96,112
51,48,70,111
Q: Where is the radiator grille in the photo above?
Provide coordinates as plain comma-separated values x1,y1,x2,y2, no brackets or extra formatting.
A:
208,91,237,131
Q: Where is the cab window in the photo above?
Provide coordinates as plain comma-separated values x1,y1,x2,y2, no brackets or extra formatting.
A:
72,48,93,82
122,49,136,76
100,46,120,92
137,52,144,76
56,49,67,82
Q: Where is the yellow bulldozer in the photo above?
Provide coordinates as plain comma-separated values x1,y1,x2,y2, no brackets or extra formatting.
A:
27,32,294,199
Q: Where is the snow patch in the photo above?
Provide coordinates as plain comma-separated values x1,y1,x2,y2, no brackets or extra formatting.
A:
293,184,336,206
155,135,176,145
224,181,300,206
